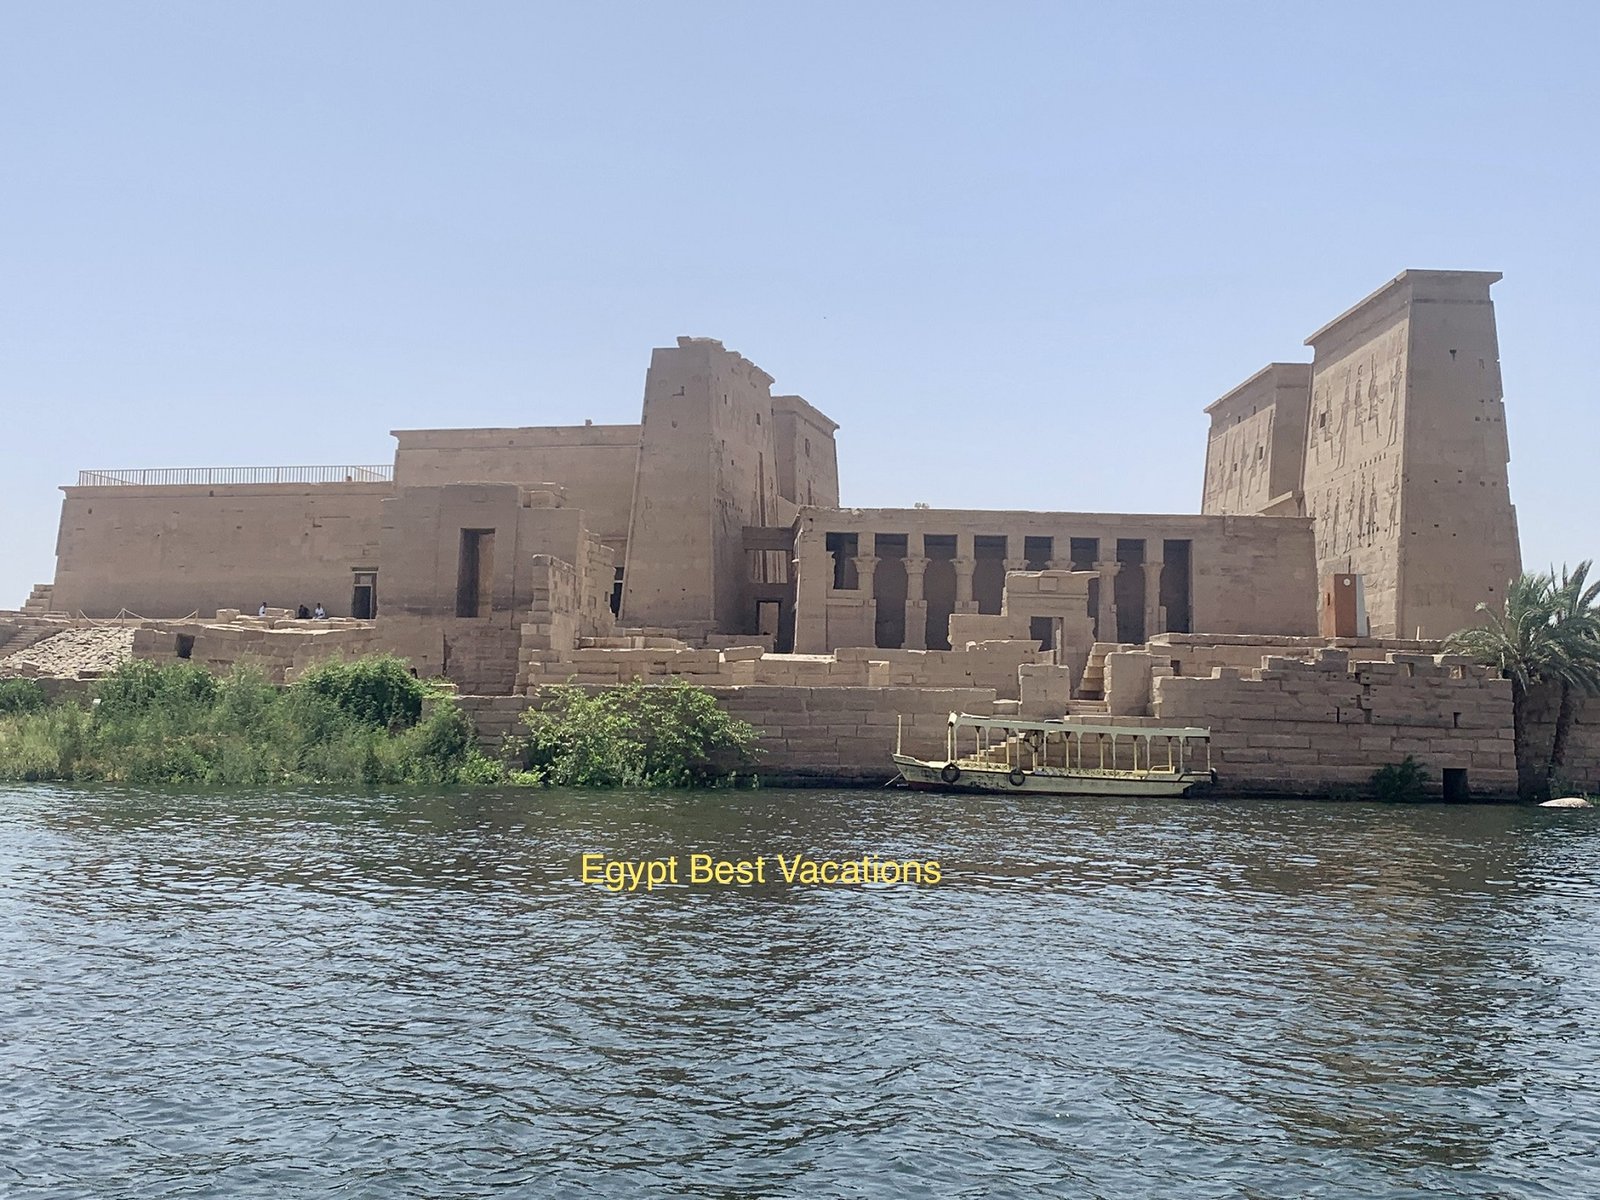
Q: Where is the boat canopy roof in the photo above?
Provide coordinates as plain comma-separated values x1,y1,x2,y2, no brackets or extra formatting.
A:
946,712,1211,739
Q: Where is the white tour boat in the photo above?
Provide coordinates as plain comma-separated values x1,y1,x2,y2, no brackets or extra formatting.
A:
893,712,1216,797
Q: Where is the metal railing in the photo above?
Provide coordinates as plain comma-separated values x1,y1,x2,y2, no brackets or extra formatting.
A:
74,465,394,487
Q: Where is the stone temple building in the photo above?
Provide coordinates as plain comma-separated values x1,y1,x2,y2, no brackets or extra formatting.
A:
1201,269,1520,640
9,267,1550,797
39,269,1518,684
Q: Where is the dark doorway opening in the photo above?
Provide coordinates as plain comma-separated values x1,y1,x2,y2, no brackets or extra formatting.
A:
1115,538,1145,644
1161,539,1193,634
1071,537,1100,638
611,567,624,616
757,600,781,640
351,571,377,620
457,529,495,618
1443,768,1470,803
1024,536,1053,571
973,535,1007,615
924,534,956,650
825,532,859,590
174,634,194,660
873,533,907,648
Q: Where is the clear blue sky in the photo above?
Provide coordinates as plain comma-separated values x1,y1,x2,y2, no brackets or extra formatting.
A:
4,2,1597,609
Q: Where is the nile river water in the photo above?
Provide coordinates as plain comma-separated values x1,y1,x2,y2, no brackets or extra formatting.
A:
2,786,1597,1198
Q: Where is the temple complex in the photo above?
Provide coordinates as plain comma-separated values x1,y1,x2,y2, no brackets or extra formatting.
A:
5,269,1549,796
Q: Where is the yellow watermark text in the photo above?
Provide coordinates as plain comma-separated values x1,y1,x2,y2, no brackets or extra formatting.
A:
580,852,941,892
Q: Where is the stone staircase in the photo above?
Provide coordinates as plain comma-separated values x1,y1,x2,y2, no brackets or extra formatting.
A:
1076,642,1136,701
0,612,74,663
20,583,56,615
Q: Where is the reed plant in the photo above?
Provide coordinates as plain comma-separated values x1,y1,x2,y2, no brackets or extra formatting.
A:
0,656,507,787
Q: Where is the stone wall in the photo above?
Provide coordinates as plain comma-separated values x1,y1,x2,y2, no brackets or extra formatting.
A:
1201,362,1310,516
1302,270,1519,639
460,684,997,786
132,618,381,684
515,639,1046,700
772,394,840,510
1147,631,1446,678
1151,649,1516,797
51,482,389,619
391,423,640,560
619,337,783,635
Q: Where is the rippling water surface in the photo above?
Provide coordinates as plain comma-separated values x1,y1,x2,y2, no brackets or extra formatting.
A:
2,786,1598,1198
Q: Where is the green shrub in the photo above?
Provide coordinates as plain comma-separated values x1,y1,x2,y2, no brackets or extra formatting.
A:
1371,755,1428,803
94,659,218,717
291,655,425,729
0,679,47,715
516,679,760,788
0,655,503,788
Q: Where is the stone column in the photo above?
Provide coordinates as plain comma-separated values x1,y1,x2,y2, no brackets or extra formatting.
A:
952,556,977,614
854,554,880,594
1143,559,1165,640
1094,560,1120,643
854,554,880,647
903,555,930,650
792,528,831,652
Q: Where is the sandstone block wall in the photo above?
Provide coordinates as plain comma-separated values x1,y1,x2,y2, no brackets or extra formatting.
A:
390,423,640,561
1201,362,1311,517
772,394,840,510
459,683,995,785
1151,649,1516,796
52,483,389,619
619,337,784,635
1301,270,1519,639
1147,632,1446,678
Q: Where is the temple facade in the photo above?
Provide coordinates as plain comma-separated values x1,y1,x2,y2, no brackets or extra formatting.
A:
42,270,1519,683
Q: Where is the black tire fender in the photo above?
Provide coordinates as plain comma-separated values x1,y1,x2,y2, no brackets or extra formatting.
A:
940,762,961,784
1008,767,1027,787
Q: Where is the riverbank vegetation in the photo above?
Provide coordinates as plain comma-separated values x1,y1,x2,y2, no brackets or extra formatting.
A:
0,657,503,786
0,660,762,789
1447,561,1600,802
513,680,761,787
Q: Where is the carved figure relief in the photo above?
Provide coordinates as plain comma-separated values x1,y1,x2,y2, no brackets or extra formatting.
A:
1352,364,1366,439
1387,344,1405,446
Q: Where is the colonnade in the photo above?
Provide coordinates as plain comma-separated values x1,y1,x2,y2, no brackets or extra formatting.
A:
820,531,1183,649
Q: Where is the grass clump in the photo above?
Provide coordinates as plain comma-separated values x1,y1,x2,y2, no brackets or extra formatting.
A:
1371,755,1428,803
0,656,507,787
0,679,47,715
514,679,760,788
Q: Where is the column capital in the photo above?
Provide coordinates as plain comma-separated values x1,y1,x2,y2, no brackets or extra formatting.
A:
1093,560,1121,575
1002,557,1030,572
902,555,930,574
952,556,976,573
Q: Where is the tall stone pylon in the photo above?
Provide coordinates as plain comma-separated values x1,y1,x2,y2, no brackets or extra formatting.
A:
1301,270,1521,638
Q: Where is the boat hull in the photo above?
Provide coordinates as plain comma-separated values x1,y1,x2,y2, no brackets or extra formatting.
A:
892,755,1209,797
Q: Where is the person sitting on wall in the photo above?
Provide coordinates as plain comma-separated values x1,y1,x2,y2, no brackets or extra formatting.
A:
313,602,327,619
258,602,268,617
296,604,310,620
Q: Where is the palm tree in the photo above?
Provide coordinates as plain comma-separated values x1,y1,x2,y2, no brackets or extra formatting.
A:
1447,562,1600,801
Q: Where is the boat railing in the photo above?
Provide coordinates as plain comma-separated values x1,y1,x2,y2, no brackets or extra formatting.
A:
944,712,1212,776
